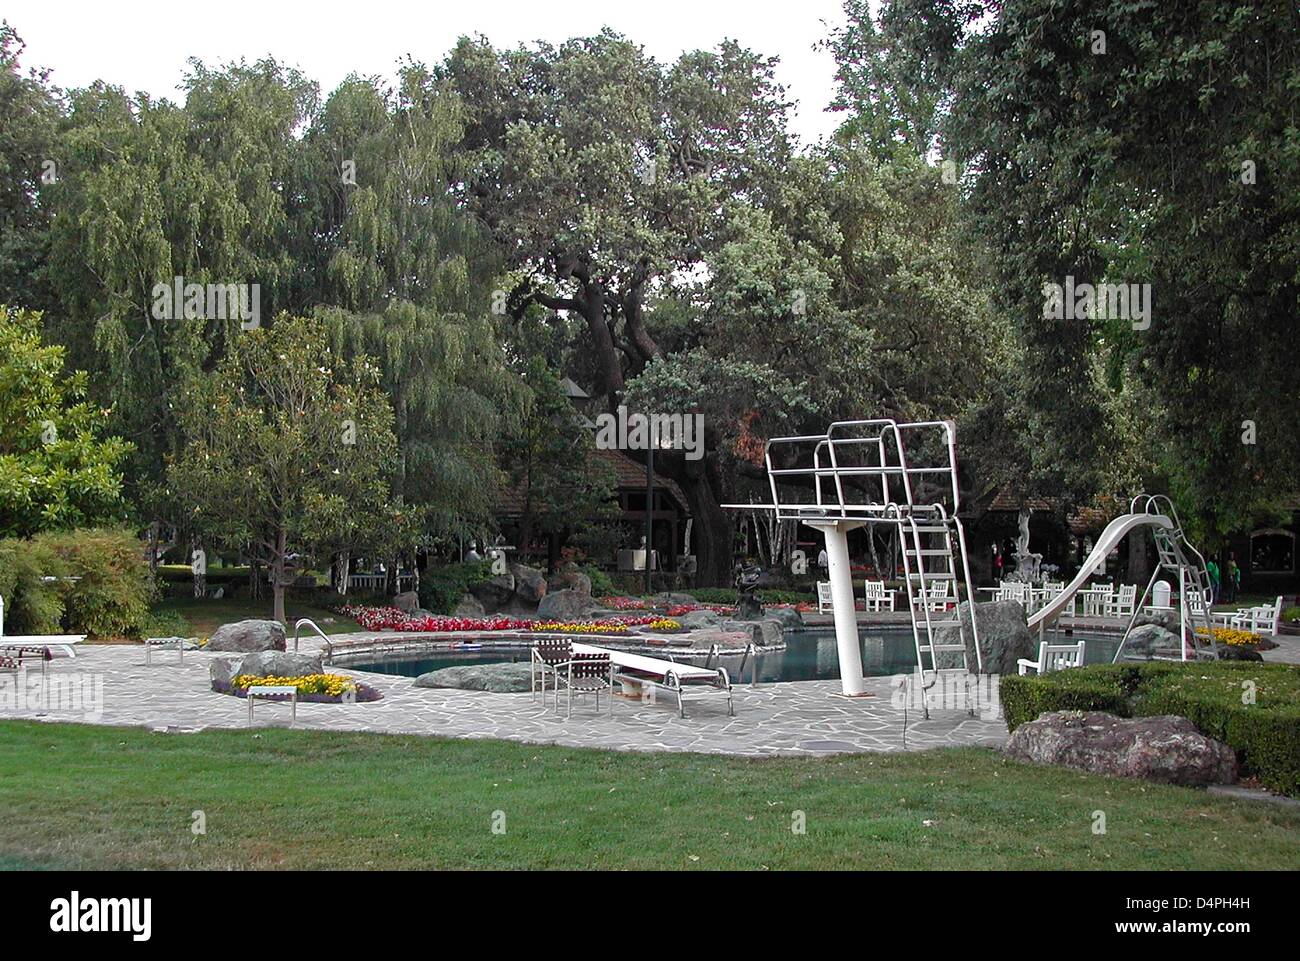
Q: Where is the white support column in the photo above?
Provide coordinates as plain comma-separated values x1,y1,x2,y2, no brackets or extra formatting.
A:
809,520,868,696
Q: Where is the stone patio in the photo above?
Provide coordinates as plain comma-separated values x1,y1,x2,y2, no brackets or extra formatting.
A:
0,640,1008,757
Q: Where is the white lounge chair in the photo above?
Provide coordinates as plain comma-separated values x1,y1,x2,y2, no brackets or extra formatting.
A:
1017,640,1086,676
816,581,833,614
862,580,895,612
0,594,85,657
573,642,733,718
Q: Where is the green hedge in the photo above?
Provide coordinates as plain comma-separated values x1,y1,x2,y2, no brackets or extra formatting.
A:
417,561,492,614
0,529,155,637
1001,662,1300,795
683,586,814,605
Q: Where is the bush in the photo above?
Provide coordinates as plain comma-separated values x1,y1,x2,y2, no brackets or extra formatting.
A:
0,537,65,634
46,529,155,637
582,564,615,598
417,561,492,614
1001,662,1300,795
682,586,814,606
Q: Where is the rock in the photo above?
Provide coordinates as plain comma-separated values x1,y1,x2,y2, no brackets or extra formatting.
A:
414,662,534,693
550,562,592,595
687,629,753,650
209,650,325,691
932,600,1034,674
1217,645,1263,661
452,593,486,617
536,588,597,621
237,650,325,678
677,608,723,629
468,574,515,610
509,562,548,604
1123,623,1181,658
719,618,782,647
392,591,421,613
764,606,805,631
734,595,763,620
206,619,286,652
1004,711,1238,786
209,656,245,689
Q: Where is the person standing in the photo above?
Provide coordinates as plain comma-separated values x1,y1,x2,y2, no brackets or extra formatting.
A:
1224,552,1239,603
1206,556,1220,604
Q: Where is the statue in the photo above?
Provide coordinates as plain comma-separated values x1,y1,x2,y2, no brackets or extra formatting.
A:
1010,507,1043,583
464,540,482,563
733,560,763,620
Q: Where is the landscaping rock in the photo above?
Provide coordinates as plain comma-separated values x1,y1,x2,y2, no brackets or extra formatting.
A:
677,608,723,629
932,601,1034,674
687,629,753,650
414,662,534,693
764,606,805,631
1003,711,1238,787
209,650,325,690
550,562,592,595
536,588,597,621
237,650,325,678
1123,623,1182,658
1217,645,1263,661
453,593,486,617
392,591,421,613
719,618,782,647
734,595,763,620
653,592,700,609
468,573,515,610
206,619,286,652
509,562,548,603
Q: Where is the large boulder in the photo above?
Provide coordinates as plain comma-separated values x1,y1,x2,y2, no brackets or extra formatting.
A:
509,562,548,604
764,606,805,631
687,629,754,651
719,618,783,648
452,593,486,618
468,573,515,611
652,592,701,609
1004,711,1238,786
209,650,325,691
932,600,1034,674
536,588,598,621
550,562,592,595
1123,623,1181,658
392,591,421,613
206,619,286,652
414,662,534,693
677,608,723,629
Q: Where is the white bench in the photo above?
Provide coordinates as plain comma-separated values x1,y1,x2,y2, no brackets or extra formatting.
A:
246,685,298,725
144,637,187,665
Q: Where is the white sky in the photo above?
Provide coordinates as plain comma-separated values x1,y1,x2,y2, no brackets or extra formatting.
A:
8,0,853,146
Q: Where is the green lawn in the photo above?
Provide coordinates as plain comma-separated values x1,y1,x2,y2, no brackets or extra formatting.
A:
147,596,365,638
1,722,1296,870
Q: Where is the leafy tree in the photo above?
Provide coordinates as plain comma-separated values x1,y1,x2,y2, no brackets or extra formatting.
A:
497,359,616,567
166,316,409,624
880,0,1300,537
0,22,60,312
0,305,131,537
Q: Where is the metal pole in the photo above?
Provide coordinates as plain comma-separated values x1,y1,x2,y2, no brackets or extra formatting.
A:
645,441,654,595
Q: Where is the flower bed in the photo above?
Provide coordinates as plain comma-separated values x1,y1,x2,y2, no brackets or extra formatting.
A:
215,673,383,703
1195,626,1263,648
600,595,648,610
339,603,659,635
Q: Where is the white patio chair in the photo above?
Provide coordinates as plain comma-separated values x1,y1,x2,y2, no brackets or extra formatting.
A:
552,651,615,718
1104,584,1136,618
862,579,895,612
1231,596,1284,635
1017,640,1086,676
816,581,833,614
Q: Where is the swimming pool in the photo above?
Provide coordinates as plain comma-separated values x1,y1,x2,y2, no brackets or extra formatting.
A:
344,627,1121,683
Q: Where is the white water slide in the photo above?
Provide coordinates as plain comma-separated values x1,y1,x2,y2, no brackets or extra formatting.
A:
1027,495,1218,661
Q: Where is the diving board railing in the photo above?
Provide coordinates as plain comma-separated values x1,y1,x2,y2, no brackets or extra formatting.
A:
727,418,980,714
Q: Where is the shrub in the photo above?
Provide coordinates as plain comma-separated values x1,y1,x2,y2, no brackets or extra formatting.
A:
1001,662,1300,795
417,561,492,614
39,529,156,637
582,564,615,598
0,537,65,634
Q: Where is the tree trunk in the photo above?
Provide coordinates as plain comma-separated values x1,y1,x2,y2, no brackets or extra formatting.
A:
191,536,205,598
335,550,350,595
271,528,288,625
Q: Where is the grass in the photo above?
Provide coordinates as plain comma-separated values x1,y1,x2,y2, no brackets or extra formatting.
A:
1,722,1297,870
144,596,364,639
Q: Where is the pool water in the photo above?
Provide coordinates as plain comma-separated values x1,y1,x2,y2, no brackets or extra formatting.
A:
346,628,1121,683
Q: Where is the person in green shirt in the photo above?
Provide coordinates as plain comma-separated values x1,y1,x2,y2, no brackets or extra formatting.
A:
1206,557,1220,603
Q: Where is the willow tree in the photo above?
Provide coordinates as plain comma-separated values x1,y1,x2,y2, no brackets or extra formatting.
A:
306,67,524,550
